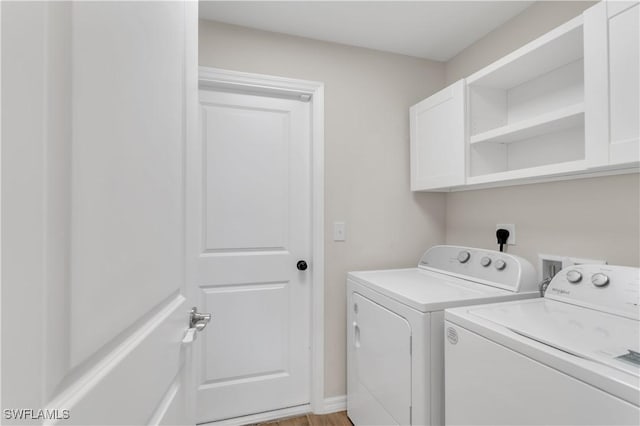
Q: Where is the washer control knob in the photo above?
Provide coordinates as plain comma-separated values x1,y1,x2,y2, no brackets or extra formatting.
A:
591,273,610,287
457,251,471,263
480,256,492,267
566,270,582,284
495,259,506,270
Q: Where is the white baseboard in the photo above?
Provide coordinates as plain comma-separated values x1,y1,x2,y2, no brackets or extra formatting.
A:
200,404,311,426
198,395,347,425
314,395,346,415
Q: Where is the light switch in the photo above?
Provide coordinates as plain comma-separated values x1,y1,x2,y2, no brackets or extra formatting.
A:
333,222,346,241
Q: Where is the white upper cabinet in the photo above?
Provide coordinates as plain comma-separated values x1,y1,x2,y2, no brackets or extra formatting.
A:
585,1,640,168
410,80,465,191
409,0,638,192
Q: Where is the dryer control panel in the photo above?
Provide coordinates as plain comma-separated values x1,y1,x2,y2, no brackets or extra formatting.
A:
546,264,640,320
418,245,537,293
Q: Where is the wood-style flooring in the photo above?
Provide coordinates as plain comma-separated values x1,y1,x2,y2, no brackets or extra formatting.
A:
254,411,352,426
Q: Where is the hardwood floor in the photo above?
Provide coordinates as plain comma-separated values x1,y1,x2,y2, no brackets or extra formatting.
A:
254,411,352,426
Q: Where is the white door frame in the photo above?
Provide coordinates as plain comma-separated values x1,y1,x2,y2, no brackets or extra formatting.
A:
197,67,326,415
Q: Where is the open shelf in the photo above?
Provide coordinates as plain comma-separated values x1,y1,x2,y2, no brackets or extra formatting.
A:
469,125,585,179
466,13,587,186
467,16,584,89
467,160,587,185
470,104,584,145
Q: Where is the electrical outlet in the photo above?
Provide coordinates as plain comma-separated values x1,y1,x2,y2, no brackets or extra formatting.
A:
496,224,516,245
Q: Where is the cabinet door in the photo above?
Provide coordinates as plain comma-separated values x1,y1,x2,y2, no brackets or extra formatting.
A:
410,80,465,190
585,1,639,168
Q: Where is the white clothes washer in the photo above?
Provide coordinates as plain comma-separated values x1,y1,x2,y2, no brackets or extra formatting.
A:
346,245,539,426
444,264,640,425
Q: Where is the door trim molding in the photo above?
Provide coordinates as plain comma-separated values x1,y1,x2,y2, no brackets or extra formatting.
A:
198,67,326,414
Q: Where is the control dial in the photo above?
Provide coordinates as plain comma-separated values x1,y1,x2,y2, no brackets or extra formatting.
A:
457,251,471,263
566,270,582,284
494,259,506,270
480,256,492,267
591,273,610,287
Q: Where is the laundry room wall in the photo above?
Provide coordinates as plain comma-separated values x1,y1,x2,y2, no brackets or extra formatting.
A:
199,21,446,399
444,1,640,268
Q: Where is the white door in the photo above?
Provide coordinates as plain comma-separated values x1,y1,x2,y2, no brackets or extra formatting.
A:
1,2,199,425
585,0,640,167
409,80,466,191
192,89,313,422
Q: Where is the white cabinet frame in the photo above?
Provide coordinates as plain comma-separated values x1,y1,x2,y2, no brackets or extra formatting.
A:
585,0,640,169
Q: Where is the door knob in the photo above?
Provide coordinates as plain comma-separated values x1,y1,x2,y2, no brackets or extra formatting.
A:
297,260,308,271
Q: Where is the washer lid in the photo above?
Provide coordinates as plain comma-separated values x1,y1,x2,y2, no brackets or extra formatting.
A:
348,268,515,312
468,299,640,377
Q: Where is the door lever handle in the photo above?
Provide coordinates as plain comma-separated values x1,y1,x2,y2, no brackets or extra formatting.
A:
183,307,212,344
189,307,212,330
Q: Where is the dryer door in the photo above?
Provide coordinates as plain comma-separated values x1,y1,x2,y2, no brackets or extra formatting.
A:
350,292,412,425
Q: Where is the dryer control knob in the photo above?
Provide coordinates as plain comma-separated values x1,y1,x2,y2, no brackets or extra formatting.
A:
480,256,492,267
457,251,471,263
591,273,610,287
566,270,582,283
495,259,506,270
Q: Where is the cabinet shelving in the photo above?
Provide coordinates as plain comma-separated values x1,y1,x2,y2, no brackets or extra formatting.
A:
466,160,587,185
409,1,639,192
469,103,584,145
467,15,587,181
466,17,584,89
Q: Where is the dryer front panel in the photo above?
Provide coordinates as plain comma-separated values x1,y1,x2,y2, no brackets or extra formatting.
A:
349,292,412,425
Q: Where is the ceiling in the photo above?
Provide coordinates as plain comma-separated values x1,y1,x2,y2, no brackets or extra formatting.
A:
199,1,534,62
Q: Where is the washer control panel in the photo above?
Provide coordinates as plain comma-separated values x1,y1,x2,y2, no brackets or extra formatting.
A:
546,264,640,320
418,245,537,293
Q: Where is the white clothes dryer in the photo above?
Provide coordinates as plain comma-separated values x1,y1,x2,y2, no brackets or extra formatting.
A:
346,245,539,426
445,264,640,425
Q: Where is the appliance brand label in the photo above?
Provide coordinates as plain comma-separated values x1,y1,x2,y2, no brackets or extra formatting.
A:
446,327,458,345
550,288,571,296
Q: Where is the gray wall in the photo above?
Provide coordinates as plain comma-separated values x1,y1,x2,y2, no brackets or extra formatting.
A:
445,1,640,268
199,21,447,399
